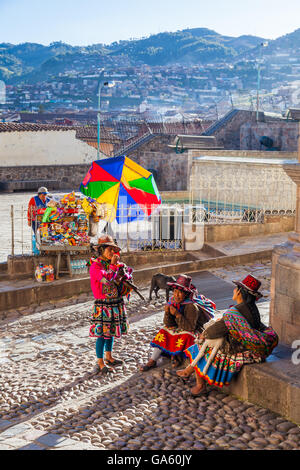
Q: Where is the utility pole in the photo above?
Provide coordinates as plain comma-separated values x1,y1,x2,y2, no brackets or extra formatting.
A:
256,42,268,121
97,78,115,160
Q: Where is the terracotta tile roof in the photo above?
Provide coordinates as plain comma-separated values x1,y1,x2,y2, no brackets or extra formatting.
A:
75,126,121,143
0,121,212,136
84,141,114,156
0,123,77,133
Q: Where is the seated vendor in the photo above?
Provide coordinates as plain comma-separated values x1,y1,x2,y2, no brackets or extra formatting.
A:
176,274,279,396
140,274,215,371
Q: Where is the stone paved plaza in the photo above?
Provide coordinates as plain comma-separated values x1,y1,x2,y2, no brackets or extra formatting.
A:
0,189,297,451
0,271,299,451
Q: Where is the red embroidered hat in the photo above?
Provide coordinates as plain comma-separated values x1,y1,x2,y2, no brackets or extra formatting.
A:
167,274,196,294
233,274,262,299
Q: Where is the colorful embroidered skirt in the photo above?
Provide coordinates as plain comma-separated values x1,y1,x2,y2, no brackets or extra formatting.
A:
150,327,196,357
185,343,262,387
185,309,278,388
89,298,129,339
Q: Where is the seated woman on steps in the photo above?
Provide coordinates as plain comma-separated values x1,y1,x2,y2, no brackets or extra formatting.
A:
140,274,215,372
176,274,279,397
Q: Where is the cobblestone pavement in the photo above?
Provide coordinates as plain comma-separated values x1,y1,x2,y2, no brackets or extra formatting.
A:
0,276,299,451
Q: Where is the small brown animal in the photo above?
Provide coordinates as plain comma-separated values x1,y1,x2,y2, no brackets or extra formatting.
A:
149,273,176,302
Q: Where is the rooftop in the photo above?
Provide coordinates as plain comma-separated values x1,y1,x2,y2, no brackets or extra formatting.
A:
0,123,76,133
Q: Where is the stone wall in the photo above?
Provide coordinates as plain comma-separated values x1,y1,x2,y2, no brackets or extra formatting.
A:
270,243,300,345
0,163,90,190
7,250,194,279
3,125,298,195
0,133,189,193
204,216,295,243
127,135,191,191
210,109,298,151
190,155,297,211
240,122,298,151
0,130,98,166
191,149,297,159
212,110,258,149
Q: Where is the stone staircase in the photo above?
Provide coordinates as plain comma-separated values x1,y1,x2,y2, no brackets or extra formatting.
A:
203,109,240,136
113,132,157,157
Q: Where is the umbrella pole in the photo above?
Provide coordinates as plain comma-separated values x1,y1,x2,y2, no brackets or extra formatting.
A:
127,206,130,252
97,84,101,160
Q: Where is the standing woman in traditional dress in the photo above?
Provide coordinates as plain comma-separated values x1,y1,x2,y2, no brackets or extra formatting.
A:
140,275,215,371
89,235,132,374
176,275,279,396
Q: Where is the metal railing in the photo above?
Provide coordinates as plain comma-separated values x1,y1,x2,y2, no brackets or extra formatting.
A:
189,163,297,225
2,198,296,263
3,203,187,261
8,204,31,260
111,204,185,252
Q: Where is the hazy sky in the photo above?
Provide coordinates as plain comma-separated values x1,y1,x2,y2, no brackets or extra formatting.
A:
1,0,300,46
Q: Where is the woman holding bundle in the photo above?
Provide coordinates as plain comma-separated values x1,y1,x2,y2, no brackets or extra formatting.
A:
89,235,132,374
177,274,278,396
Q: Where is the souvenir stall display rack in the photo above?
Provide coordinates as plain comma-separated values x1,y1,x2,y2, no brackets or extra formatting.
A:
34,192,103,280
38,245,90,280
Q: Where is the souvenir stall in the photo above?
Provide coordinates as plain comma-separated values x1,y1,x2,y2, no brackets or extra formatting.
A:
34,192,105,280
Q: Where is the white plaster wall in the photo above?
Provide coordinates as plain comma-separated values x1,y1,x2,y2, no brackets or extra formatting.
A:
190,157,297,211
0,130,100,166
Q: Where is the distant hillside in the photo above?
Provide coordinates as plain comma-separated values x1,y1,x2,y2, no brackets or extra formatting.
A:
181,29,266,53
0,28,270,83
2,26,300,84
0,41,108,82
108,29,238,65
271,27,300,48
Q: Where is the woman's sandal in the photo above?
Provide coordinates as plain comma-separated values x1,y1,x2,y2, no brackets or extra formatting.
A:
105,358,123,366
140,362,157,372
177,374,189,384
190,386,208,397
91,364,101,375
171,356,182,369
175,369,191,383
99,366,114,374
176,366,193,377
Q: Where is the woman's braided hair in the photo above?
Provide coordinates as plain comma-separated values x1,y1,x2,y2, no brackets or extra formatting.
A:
239,286,261,330
97,245,108,257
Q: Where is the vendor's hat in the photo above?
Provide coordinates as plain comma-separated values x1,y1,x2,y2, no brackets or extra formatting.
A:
38,186,48,194
97,235,121,252
167,274,196,294
233,274,262,300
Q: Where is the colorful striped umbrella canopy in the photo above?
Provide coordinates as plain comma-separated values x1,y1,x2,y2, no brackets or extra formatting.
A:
80,156,161,222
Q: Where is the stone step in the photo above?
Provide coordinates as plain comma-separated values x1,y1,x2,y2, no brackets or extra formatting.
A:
0,248,272,313
225,343,300,425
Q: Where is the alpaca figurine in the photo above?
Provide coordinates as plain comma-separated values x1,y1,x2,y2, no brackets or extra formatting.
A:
190,319,225,376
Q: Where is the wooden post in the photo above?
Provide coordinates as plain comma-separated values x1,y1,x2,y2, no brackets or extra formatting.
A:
21,205,24,255
181,206,185,251
11,205,14,257
55,253,61,280
66,253,72,278
296,122,300,235
159,208,162,251
127,205,130,253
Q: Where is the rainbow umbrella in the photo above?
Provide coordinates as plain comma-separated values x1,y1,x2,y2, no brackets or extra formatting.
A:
80,156,161,222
